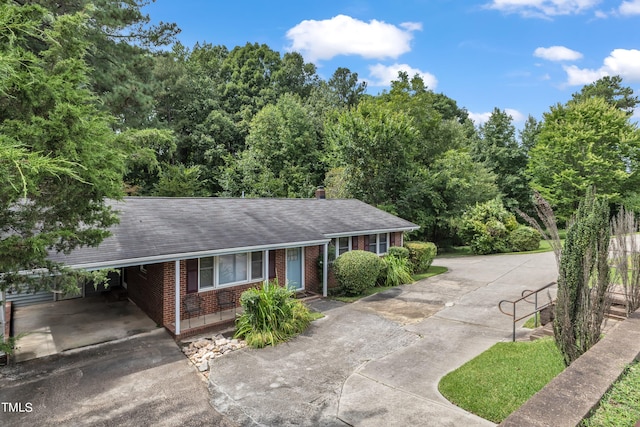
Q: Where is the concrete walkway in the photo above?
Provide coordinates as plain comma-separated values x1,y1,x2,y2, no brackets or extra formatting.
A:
207,252,558,426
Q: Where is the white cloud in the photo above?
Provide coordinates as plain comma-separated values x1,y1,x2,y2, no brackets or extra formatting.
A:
563,48,640,85
485,0,601,17
367,63,438,89
468,111,493,125
620,0,640,15
469,109,525,125
286,15,421,62
505,108,526,122
534,46,583,61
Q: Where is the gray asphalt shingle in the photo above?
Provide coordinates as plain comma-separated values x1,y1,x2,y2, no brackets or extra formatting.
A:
50,197,419,269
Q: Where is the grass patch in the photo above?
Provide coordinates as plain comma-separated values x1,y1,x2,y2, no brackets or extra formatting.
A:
331,265,448,303
522,312,541,329
309,311,325,321
581,362,640,427
412,265,448,281
438,338,565,423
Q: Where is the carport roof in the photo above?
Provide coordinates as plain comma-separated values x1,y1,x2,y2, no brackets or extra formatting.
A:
50,197,419,270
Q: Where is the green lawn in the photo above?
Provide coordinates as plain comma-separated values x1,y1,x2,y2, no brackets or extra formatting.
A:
581,362,640,427
331,265,448,303
438,338,565,423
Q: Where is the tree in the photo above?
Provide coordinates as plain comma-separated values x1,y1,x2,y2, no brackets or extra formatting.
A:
27,0,180,129
519,115,541,154
220,94,325,197
554,189,611,366
326,99,419,207
327,67,367,109
528,97,640,222
472,108,530,211
0,2,124,294
571,75,639,115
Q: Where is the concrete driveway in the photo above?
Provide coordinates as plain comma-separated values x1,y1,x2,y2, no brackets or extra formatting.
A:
207,251,558,426
0,329,235,427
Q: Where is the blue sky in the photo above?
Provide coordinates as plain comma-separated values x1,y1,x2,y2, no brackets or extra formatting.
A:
143,0,640,126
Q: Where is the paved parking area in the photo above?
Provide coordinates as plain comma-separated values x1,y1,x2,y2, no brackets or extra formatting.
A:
207,252,557,426
0,329,234,427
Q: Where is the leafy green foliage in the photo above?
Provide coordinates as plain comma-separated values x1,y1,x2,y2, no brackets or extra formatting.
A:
333,250,385,296
528,97,640,222
404,241,437,273
554,189,611,366
571,75,639,115
0,2,124,295
472,108,531,212
387,246,410,260
380,254,413,287
459,199,518,255
439,338,565,423
508,226,541,252
234,280,312,348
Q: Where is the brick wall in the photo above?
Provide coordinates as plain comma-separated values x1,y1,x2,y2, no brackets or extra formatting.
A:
126,263,165,326
304,245,321,293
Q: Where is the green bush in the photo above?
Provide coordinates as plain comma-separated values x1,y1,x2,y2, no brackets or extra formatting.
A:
382,254,413,287
234,279,312,348
459,198,519,255
405,241,437,273
508,226,541,252
387,246,410,260
333,250,384,296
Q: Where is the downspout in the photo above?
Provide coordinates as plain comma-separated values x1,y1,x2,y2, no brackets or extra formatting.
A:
323,242,328,297
264,250,269,284
175,260,181,336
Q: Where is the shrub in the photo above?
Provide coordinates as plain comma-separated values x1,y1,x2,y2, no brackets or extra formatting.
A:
508,226,541,252
459,198,519,255
382,254,413,287
387,246,410,260
333,250,384,296
405,241,437,273
234,279,312,348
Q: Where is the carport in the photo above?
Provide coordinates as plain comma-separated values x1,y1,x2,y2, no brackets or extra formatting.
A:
12,294,157,362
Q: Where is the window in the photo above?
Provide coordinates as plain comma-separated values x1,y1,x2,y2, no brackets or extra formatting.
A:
198,251,264,291
367,234,377,253
251,251,263,280
334,236,351,259
218,253,248,285
199,257,214,289
378,233,388,254
366,233,389,255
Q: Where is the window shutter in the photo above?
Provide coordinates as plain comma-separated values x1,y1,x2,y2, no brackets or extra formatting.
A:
390,233,396,247
186,259,198,294
269,250,276,280
364,235,369,251
352,236,358,250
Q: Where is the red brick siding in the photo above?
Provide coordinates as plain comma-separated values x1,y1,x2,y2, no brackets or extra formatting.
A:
304,245,321,293
126,263,165,326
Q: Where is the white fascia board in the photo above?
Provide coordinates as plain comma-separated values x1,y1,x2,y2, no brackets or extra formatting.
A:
68,238,331,271
324,226,419,239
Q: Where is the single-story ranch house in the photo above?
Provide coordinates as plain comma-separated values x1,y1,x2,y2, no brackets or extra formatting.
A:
7,192,419,338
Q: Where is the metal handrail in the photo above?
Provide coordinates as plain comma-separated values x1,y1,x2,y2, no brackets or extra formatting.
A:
498,281,557,342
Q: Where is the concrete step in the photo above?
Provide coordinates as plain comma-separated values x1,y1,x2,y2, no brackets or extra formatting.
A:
529,323,554,341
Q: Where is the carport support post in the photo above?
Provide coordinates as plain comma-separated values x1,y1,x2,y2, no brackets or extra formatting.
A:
0,290,5,343
175,260,180,336
323,242,328,297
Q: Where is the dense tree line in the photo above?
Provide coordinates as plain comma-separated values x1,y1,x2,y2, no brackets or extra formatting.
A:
3,0,640,293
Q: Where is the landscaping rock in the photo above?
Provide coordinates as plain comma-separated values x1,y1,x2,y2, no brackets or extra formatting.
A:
182,334,247,374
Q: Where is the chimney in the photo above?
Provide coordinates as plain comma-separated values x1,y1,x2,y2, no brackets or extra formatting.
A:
315,186,326,199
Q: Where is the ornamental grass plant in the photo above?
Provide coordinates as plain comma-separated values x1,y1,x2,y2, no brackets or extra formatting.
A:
234,279,312,348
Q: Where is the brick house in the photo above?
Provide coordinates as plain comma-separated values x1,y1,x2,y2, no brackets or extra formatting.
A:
40,194,419,338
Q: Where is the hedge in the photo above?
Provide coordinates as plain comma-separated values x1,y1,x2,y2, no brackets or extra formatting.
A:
333,250,384,296
405,241,437,273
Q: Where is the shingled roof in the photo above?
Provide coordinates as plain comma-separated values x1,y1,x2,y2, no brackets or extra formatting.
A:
50,197,419,270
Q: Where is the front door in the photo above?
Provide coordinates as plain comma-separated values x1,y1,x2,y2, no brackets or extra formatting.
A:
286,247,304,291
